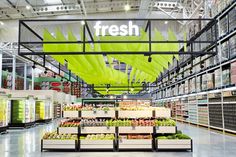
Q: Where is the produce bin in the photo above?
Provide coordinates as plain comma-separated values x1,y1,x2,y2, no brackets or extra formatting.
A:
81,126,116,134
41,139,78,151
81,110,116,118
118,139,153,149
155,126,176,134
62,111,79,118
57,127,79,134
119,126,153,133
118,110,153,118
156,139,192,151
80,140,115,150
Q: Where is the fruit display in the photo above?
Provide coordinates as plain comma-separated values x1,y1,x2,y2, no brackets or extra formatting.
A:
157,131,191,140
82,104,113,111
43,132,78,140
155,119,176,126
105,119,155,127
63,104,82,111
80,118,106,127
118,101,151,111
120,135,152,139
60,120,80,127
80,134,115,140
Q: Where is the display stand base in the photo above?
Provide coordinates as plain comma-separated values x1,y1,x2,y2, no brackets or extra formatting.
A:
0,126,8,134
8,122,35,129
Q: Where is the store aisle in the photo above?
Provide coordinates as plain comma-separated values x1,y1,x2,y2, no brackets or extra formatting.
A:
1,122,236,157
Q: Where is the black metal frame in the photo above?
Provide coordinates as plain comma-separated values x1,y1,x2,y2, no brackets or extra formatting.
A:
18,18,216,56
18,18,217,95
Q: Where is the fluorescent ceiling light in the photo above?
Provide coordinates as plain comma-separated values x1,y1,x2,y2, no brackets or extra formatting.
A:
44,0,62,4
124,4,130,11
26,5,32,10
81,20,85,25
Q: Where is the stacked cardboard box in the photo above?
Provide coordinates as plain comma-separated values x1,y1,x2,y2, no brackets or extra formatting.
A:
215,69,221,88
231,62,236,84
221,41,229,62
228,6,236,31
222,68,230,86
229,35,236,58
196,76,201,92
207,73,214,89
202,74,208,90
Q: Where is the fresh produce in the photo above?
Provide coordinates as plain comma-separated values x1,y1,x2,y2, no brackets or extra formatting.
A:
63,104,82,111
155,119,176,126
120,135,152,139
157,133,191,140
80,134,115,140
60,120,80,127
43,132,77,140
80,118,106,127
119,107,151,111
105,119,155,127
118,101,151,109
82,104,113,111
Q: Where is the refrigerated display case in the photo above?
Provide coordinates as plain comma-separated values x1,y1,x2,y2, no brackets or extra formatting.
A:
0,93,10,133
35,99,52,123
8,96,36,128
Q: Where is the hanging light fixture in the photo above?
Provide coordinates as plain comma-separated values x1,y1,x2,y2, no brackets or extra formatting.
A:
32,63,36,69
26,5,32,10
148,55,152,62
81,20,85,25
124,4,130,11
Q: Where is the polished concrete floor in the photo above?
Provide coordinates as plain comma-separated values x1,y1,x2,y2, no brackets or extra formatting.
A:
1,121,236,157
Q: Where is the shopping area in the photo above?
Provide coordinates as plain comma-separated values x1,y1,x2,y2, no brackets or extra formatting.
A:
0,0,236,157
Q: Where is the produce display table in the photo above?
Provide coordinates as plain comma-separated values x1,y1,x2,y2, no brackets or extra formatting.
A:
156,139,193,151
41,140,78,151
118,139,153,150
80,140,115,150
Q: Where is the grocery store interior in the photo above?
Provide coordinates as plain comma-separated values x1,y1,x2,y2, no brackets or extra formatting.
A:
0,0,236,157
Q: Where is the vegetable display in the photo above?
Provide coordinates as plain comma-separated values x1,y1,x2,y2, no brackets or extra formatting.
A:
155,119,176,126
60,121,80,127
80,134,115,140
120,135,152,139
43,132,78,140
63,104,82,111
157,133,191,140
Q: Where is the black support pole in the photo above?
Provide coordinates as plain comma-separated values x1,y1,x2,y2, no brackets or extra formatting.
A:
83,23,86,53
149,20,151,54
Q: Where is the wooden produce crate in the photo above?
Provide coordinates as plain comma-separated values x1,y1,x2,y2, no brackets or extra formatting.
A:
41,139,78,151
81,110,116,118
57,127,79,134
80,140,115,150
81,126,116,134
155,108,171,118
119,126,153,133
156,139,192,151
62,111,79,118
118,110,153,118
155,126,176,134
118,139,153,149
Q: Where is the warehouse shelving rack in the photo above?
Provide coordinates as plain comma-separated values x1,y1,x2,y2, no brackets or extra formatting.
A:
151,1,236,134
